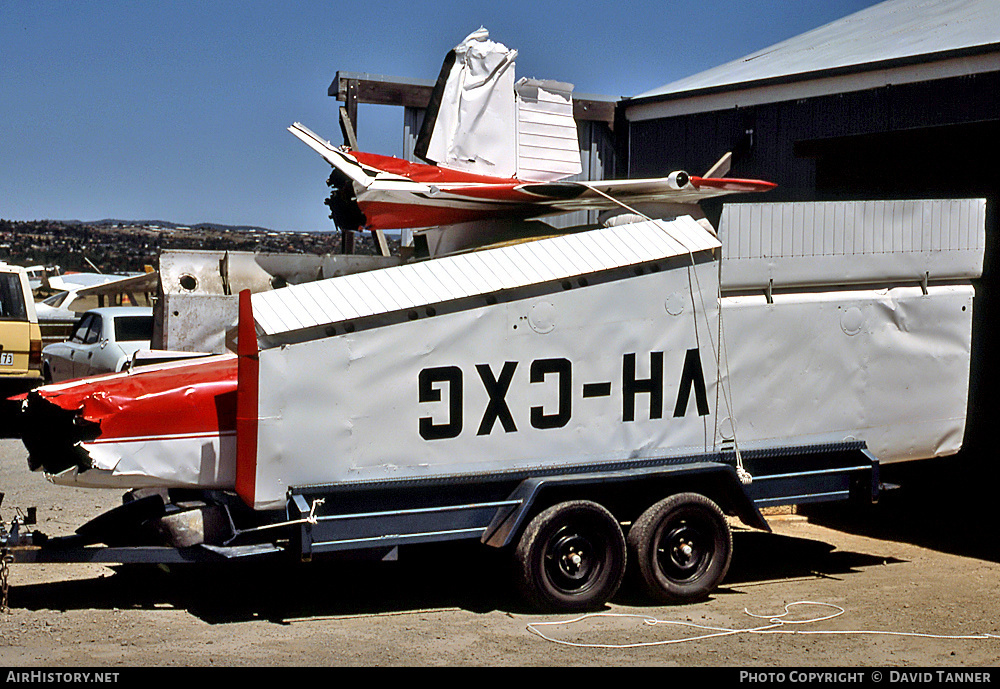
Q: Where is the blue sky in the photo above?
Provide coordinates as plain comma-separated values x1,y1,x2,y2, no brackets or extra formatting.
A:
1,0,881,231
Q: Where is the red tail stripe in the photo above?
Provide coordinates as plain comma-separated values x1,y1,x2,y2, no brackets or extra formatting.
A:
235,289,259,508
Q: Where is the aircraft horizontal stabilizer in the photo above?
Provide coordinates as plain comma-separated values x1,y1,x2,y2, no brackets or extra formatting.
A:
288,123,372,189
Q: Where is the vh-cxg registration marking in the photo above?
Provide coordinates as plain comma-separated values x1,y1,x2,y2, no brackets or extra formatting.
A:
418,349,708,441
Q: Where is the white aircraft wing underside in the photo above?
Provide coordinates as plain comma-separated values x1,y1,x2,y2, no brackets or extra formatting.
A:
251,216,720,340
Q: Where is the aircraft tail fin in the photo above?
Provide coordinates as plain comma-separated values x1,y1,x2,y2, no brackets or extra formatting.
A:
413,28,583,182
703,152,733,179
414,29,519,178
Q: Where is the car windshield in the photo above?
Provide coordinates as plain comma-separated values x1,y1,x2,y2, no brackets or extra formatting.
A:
43,291,70,307
0,273,27,321
114,315,153,342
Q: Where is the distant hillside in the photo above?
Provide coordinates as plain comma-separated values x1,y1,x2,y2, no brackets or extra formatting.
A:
89,219,281,234
0,219,390,274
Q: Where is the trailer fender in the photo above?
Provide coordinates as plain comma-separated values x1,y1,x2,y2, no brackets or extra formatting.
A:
482,462,768,549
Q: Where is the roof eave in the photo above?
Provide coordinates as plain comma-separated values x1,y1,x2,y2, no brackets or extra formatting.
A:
629,41,1000,108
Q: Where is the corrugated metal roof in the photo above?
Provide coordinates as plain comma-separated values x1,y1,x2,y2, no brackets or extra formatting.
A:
251,216,721,337
635,0,1000,101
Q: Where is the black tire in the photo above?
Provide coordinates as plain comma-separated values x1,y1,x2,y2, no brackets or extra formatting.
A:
627,492,732,604
514,500,626,612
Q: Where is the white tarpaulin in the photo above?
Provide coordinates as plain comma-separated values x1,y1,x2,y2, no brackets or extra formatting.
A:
417,28,518,177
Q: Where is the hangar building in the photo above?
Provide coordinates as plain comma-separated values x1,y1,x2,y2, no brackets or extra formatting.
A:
621,0,1000,462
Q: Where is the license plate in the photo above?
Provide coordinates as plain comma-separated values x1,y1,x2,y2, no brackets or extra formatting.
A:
0,352,13,366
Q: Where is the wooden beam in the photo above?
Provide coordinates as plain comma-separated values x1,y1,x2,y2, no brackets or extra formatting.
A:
338,106,358,149
331,71,617,125
344,79,359,137
372,229,390,257
573,98,617,127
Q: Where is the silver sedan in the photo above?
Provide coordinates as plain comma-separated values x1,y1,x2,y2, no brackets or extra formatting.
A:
42,307,153,383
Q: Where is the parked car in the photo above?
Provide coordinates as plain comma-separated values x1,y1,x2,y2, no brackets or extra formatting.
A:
35,289,86,321
0,263,44,388
42,307,153,383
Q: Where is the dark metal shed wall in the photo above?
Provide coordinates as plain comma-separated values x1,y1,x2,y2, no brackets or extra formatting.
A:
627,70,1000,201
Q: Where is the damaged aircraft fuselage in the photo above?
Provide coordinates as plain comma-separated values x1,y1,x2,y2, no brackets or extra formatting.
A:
20,355,238,488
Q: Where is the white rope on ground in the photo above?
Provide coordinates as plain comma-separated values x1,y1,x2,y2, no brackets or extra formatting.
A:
526,601,1000,649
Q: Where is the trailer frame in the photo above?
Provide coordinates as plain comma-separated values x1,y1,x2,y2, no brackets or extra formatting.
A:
2,440,879,611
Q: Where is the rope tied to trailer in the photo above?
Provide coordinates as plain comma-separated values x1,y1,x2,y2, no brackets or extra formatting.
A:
307,498,325,525
583,184,752,484
736,465,752,485
221,498,326,546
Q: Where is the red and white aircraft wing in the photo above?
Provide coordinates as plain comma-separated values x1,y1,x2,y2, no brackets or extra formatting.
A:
289,122,776,232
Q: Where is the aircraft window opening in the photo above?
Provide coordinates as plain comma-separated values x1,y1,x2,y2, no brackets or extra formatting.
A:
43,292,68,307
115,316,154,342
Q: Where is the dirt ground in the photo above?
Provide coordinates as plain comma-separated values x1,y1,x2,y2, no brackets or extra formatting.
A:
1,438,998,668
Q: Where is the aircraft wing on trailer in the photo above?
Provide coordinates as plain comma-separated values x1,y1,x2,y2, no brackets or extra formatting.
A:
287,122,776,233
73,270,158,302
37,271,159,320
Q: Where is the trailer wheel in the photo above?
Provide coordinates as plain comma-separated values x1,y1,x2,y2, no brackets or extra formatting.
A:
628,492,732,604
514,500,626,612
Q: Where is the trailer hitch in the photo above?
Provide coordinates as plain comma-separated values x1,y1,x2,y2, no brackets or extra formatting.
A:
1,508,40,549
